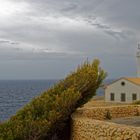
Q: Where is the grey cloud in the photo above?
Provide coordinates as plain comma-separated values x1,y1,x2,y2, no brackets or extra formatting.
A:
0,39,19,45
61,4,78,12
25,0,139,40
0,0,139,79
90,23,110,30
9,0,139,40
83,16,133,40
104,30,126,40
0,45,82,61
93,0,140,31
0,40,10,44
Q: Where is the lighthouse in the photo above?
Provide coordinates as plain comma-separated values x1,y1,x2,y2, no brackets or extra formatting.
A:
137,43,140,77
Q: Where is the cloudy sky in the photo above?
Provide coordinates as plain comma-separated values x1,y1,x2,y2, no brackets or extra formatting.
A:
0,0,139,79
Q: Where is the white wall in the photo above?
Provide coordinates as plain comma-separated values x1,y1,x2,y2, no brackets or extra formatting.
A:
105,78,140,103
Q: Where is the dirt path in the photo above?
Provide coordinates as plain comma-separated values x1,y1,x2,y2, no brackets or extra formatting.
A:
107,116,140,127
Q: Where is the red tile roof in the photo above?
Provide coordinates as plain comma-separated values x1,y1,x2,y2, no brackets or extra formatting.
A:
125,77,140,85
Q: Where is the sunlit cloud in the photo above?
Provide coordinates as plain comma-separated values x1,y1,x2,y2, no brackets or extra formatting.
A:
0,0,29,17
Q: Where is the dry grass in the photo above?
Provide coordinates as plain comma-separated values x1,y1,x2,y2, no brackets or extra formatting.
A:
83,96,130,108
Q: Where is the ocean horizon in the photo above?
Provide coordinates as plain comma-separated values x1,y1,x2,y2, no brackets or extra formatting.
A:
0,79,113,121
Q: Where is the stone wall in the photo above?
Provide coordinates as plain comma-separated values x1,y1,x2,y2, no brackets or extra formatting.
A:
71,117,140,140
75,105,140,120
71,105,140,140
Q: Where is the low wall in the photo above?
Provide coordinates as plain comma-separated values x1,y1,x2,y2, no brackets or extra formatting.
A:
75,105,140,120
71,105,140,140
71,116,140,140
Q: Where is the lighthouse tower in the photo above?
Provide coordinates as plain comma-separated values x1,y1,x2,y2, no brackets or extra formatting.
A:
137,43,140,77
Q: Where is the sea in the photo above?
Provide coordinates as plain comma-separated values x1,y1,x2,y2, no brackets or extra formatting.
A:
0,79,113,122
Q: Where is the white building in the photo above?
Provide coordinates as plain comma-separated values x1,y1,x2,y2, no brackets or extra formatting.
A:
105,77,140,103
105,44,140,103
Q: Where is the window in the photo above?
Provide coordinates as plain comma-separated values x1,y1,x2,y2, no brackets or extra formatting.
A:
121,81,125,86
132,93,137,101
110,93,115,101
121,93,126,102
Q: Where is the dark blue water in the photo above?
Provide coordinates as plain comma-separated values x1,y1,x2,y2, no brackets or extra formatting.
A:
0,80,57,121
0,79,113,122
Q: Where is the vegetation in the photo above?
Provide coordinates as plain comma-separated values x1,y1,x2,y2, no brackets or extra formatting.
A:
0,59,106,140
105,110,112,120
133,100,140,105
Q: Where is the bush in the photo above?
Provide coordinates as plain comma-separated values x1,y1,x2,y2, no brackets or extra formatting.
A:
105,110,112,120
133,100,140,105
0,59,106,140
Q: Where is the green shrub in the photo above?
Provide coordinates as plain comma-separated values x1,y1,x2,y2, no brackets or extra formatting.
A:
0,59,106,140
133,100,140,105
105,110,112,120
